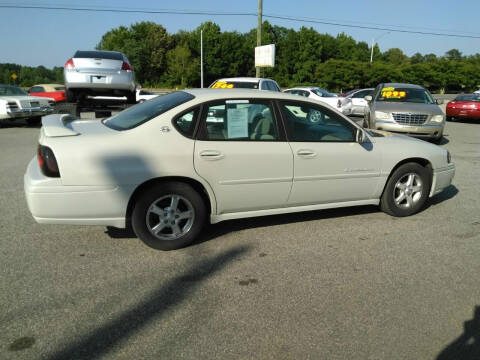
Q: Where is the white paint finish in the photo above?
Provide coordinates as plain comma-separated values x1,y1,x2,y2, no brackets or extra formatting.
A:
194,140,293,214
288,141,382,205
25,89,455,228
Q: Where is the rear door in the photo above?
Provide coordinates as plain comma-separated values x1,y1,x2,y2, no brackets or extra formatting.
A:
194,98,293,215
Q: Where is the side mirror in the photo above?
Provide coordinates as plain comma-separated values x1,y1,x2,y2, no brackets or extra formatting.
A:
435,98,444,105
356,128,367,143
364,95,373,102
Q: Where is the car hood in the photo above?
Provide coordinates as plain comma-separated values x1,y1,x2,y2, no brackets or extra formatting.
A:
374,101,443,115
0,95,51,103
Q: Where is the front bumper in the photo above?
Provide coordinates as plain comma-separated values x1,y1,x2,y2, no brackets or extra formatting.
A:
430,163,455,197
24,157,133,228
374,121,444,139
7,106,54,118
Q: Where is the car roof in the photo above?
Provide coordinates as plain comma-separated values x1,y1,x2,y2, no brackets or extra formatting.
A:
382,83,425,89
182,88,335,104
214,77,275,83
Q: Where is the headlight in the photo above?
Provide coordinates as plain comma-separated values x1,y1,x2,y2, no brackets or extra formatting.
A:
374,111,392,121
447,150,451,163
430,115,444,123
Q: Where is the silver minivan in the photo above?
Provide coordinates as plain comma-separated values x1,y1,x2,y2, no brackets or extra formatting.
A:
64,50,136,103
364,83,445,143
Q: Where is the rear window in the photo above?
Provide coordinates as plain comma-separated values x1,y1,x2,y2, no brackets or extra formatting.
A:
210,81,259,89
103,91,195,130
74,51,124,60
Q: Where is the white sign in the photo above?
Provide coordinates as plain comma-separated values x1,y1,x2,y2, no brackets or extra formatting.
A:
255,44,275,67
227,107,249,139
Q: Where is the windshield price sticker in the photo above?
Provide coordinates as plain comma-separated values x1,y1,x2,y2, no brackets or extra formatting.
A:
381,88,407,99
212,81,234,89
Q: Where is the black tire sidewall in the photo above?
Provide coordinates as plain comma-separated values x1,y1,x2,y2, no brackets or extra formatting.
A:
382,163,431,217
131,182,206,250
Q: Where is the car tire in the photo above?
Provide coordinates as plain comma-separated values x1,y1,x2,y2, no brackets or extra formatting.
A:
131,182,207,250
66,89,76,103
380,162,431,217
446,116,454,122
127,91,136,104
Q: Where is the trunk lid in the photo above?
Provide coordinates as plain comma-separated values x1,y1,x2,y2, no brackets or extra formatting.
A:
41,114,115,137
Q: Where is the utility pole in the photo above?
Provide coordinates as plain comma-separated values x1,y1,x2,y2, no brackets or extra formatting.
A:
200,30,204,88
370,31,390,63
256,0,262,78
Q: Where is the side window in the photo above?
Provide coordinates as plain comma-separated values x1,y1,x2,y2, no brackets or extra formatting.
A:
302,91,310,98
29,86,44,93
260,81,269,90
280,101,356,142
352,90,366,98
201,100,278,141
272,82,281,92
173,108,199,138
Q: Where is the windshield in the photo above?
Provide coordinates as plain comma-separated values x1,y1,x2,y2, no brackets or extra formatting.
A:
103,91,194,130
311,88,334,97
210,81,259,89
455,94,480,102
376,87,434,104
0,85,29,96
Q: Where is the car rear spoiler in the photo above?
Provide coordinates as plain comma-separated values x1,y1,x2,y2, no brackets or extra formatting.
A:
41,114,79,137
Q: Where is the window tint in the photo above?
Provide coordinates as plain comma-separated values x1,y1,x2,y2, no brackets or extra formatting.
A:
352,90,371,98
202,100,278,141
260,81,269,90
103,91,194,130
29,86,45,93
74,51,124,60
280,101,356,142
0,85,28,96
271,82,281,92
173,108,198,138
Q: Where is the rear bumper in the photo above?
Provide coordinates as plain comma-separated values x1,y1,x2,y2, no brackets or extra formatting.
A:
24,157,133,228
374,121,444,139
64,70,135,92
430,164,455,197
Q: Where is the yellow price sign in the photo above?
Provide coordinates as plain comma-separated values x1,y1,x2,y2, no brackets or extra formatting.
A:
211,81,234,89
11,73,18,80
381,89,406,99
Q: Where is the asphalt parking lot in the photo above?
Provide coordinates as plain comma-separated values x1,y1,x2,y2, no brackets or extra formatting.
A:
1,115,479,359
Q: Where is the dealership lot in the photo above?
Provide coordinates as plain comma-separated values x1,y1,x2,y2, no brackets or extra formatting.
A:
1,116,479,359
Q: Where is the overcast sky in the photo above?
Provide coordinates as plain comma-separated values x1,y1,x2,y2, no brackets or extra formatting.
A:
1,0,479,68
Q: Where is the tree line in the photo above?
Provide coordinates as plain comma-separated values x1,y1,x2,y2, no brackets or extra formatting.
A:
2,21,480,93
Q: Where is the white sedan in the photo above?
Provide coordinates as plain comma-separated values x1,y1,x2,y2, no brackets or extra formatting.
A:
284,87,341,109
339,88,374,116
25,89,455,250
0,84,54,125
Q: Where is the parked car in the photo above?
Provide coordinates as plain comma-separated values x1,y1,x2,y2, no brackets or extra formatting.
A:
64,50,136,103
25,89,455,250
340,88,374,116
136,89,161,103
209,77,281,91
446,94,480,121
364,83,445,143
28,84,66,103
284,87,341,110
0,84,54,125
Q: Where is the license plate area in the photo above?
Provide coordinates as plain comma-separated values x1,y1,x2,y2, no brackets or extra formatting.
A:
91,75,106,83
30,101,39,107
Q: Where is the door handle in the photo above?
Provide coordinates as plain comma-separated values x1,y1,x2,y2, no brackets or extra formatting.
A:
297,149,316,158
199,150,224,160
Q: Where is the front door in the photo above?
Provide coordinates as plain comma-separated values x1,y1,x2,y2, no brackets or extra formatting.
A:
194,99,293,215
278,100,382,206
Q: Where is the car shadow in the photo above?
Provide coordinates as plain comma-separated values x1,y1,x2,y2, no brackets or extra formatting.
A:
436,306,480,360
448,118,480,125
0,119,41,128
44,245,250,360
426,184,458,208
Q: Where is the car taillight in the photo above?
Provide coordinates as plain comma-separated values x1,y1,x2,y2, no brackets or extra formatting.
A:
37,145,60,177
121,61,132,71
64,58,75,70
